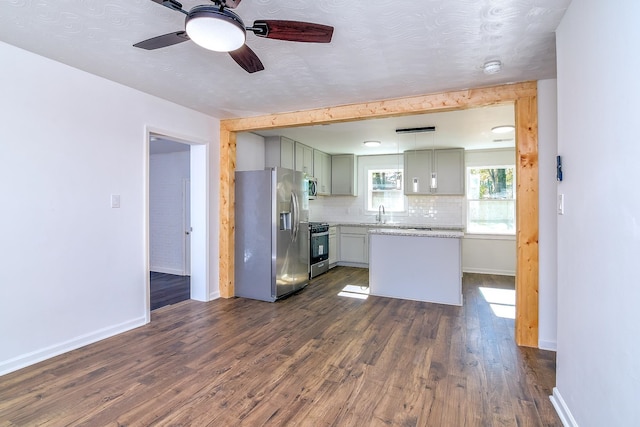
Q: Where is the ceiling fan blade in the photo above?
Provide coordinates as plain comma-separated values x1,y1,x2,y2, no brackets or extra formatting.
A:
151,0,187,14
228,44,265,73
251,20,334,43
134,31,190,50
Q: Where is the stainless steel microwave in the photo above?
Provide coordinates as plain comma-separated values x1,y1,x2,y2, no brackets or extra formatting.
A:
307,177,318,200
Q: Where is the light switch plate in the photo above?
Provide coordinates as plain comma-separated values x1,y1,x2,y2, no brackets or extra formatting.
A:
557,194,564,215
111,194,121,208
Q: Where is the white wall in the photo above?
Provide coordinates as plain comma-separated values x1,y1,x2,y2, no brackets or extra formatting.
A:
537,79,558,351
236,132,265,171
150,151,190,275
0,42,219,375
462,237,515,276
464,148,515,168
553,2,640,426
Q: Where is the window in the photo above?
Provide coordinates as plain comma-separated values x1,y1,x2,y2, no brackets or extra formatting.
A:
466,166,515,234
367,169,404,212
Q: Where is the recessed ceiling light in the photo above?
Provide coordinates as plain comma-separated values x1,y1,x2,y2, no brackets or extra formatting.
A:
363,141,381,147
491,125,515,134
483,60,502,75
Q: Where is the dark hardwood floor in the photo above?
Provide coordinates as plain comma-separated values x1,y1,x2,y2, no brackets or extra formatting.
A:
0,268,560,426
150,271,190,311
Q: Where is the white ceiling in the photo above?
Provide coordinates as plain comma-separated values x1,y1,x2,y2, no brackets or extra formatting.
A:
254,103,516,155
0,0,570,120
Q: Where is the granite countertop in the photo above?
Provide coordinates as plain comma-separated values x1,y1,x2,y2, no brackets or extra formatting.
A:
329,222,463,232
323,222,464,238
368,227,464,239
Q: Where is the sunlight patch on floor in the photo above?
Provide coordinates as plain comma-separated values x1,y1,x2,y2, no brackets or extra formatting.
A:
338,284,370,300
479,287,516,319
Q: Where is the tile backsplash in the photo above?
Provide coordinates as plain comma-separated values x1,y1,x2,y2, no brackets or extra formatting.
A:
407,196,464,227
309,195,464,228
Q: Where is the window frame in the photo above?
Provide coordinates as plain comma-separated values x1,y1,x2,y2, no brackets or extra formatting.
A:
465,165,516,235
365,167,407,214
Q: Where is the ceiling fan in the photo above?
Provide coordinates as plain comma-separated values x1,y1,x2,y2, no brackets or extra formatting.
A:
134,0,334,73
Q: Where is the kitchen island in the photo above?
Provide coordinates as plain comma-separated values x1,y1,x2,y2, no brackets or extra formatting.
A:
368,228,463,306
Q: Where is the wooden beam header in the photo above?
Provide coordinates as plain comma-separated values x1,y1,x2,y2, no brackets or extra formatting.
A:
220,81,537,133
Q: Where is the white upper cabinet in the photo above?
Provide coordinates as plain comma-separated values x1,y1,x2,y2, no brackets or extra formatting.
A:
295,141,314,177
264,136,295,170
434,148,465,195
313,149,332,195
404,149,434,195
404,148,464,195
331,154,357,196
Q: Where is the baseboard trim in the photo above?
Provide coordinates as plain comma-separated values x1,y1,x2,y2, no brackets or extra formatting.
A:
538,340,557,351
550,387,578,427
0,316,147,377
462,267,516,276
209,290,220,300
336,262,368,269
150,266,185,276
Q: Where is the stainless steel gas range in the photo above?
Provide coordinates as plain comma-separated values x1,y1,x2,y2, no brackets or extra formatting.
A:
309,222,329,278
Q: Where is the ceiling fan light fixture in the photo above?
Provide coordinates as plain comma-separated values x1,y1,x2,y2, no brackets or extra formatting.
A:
491,125,515,134
363,141,381,147
185,6,246,52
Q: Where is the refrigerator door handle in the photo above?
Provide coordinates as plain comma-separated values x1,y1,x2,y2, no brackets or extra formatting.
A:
291,191,298,242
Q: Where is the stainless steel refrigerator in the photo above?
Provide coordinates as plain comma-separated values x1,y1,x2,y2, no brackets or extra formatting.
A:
235,167,310,301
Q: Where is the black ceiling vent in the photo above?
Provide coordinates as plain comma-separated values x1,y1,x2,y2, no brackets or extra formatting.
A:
395,126,436,134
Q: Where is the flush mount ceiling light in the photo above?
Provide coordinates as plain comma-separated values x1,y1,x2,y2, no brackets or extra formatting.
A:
491,125,515,134
483,60,502,75
363,141,381,147
185,5,246,52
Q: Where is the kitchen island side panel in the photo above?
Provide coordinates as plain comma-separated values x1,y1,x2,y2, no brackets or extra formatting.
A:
369,233,462,305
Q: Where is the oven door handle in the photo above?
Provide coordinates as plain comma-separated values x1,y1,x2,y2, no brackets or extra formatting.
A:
311,231,329,237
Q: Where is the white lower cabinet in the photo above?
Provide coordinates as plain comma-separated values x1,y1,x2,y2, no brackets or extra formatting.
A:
329,226,337,268
338,226,368,266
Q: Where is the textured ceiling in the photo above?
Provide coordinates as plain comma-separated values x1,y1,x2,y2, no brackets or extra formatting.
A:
0,0,570,120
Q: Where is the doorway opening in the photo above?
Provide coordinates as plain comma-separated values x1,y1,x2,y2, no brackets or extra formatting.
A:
147,132,209,316
219,82,539,347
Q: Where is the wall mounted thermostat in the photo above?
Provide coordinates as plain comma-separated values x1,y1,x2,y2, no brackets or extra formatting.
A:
557,155,563,182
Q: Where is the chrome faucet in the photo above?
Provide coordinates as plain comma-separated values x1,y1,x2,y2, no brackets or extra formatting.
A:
376,204,386,224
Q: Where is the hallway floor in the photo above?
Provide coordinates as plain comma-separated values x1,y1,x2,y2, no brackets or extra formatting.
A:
150,271,190,310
